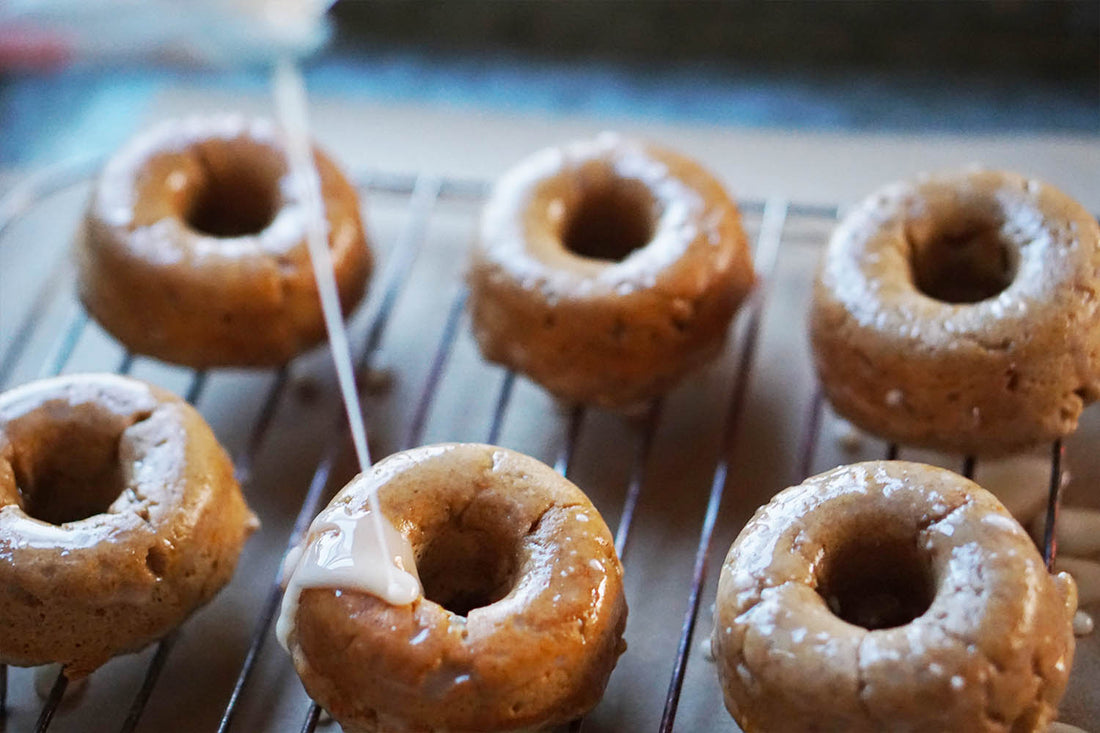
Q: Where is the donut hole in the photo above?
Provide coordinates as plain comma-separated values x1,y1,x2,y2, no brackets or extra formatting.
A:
908,212,1018,304
9,403,145,524
185,143,281,237
818,533,935,630
416,506,521,617
563,179,656,262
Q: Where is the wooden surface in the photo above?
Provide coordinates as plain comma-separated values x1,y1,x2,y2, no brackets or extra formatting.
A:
0,95,1097,731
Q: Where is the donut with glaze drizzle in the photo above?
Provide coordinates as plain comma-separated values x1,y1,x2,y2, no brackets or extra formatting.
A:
278,443,627,732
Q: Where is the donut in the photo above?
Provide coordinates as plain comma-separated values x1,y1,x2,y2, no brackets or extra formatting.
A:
278,443,627,732
468,133,755,410
0,374,258,678
77,115,373,367
810,169,1100,455
713,461,1078,732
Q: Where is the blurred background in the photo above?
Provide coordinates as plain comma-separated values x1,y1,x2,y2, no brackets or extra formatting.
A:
1,0,1097,169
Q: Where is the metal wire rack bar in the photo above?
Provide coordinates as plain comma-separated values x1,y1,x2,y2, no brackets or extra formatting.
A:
554,406,585,477
402,287,470,452
33,673,67,732
118,631,178,733
613,399,664,560
0,155,103,388
486,372,517,446
36,310,89,381
0,164,1078,733
659,198,789,732
1042,439,1064,571
962,454,977,480
794,388,825,485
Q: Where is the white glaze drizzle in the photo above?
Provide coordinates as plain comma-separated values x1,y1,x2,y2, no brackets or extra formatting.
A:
276,500,420,651
1057,557,1100,606
0,507,141,553
1048,723,1090,733
0,374,170,558
1073,610,1094,637
271,61,419,650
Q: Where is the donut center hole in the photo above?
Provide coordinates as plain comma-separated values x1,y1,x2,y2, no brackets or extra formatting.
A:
416,508,521,617
908,214,1017,304
8,403,147,524
818,534,934,630
185,147,280,237
563,179,656,262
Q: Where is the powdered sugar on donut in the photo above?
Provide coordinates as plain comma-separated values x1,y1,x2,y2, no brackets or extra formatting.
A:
478,132,708,297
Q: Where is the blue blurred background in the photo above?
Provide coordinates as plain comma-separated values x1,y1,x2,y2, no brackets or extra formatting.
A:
2,0,1097,168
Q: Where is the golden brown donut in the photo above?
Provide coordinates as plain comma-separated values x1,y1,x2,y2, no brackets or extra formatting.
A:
468,133,755,410
78,115,372,367
278,443,627,732
713,460,1078,733
0,374,258,678
810,169,1100,455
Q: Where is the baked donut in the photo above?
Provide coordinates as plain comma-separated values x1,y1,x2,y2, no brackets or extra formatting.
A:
78,115,372,367
810,169,1100,455
0,373,258,678
713,460,1077,732
278,443,627,732
469,133,755,410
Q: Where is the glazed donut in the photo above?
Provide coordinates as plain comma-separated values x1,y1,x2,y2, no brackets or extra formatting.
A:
713,461,1077,732
78,115,373,367
468,133,755,410
0,374,258,678
810,169,1100,455
278,443,627,732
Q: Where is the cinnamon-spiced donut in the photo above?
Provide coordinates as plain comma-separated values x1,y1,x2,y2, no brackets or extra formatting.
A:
469,133,755,410
0,374,258,678
810,169,1100,455
278,443,627,732
713,461,1077,732
78,115,372,367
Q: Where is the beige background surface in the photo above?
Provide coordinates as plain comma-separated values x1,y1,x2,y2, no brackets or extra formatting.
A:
1,92,1097,731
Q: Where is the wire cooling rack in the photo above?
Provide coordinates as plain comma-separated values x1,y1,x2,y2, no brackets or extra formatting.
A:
0,159,1091,732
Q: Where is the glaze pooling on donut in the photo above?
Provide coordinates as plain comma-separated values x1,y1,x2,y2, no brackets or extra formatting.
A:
810,169,1100,455
713,461,1077,733
281,443,627,733
276,495,421,651
0,374,258,678
469,133,755,410
78,115,373,367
